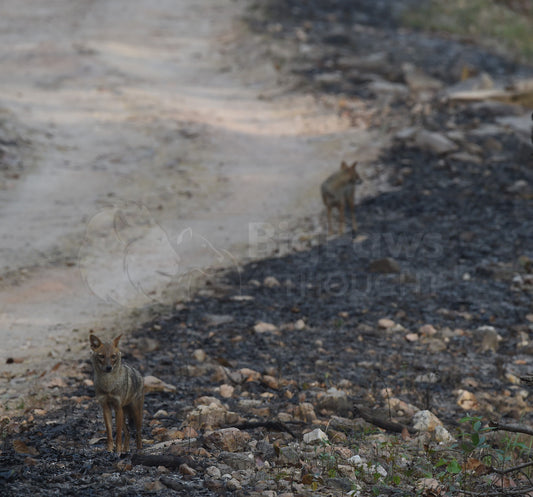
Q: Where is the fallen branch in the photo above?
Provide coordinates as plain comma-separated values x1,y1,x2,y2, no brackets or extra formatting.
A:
492,460,533,475
489,421,533,438
232,420,302,438
458,486,533,496
353,405,414,434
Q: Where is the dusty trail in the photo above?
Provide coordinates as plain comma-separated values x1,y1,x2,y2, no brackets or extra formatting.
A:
0,0,383,408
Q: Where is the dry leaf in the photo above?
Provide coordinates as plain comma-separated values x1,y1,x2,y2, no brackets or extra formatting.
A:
464,457,491,475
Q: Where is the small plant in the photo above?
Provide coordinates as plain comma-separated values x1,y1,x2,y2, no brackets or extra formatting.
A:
456,415,494,457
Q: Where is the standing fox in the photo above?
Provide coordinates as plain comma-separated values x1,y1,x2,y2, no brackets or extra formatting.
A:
321,160,362,235
90,334,144,452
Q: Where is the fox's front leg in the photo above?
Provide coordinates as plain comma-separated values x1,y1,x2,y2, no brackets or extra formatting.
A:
326,205,333,235
115,405,124,453
102,404,114,451
338,199,346,234
122,408,130,453
347,195,357,232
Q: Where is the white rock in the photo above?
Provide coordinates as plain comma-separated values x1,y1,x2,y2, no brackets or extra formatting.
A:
227,476,243,491
415,129,458,155
415,373,438,383
294,319,306,330
206,466,221,478
378,318,395,329
143,375,177,393
192,349,206,362
263,276,280,288
434,425,454,443
412,410,443,432
303,428,328,444
253,321,277,333
348,455,365,465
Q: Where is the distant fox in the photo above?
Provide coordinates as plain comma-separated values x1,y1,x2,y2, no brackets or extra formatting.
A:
90,334,144,452
321,160,362,234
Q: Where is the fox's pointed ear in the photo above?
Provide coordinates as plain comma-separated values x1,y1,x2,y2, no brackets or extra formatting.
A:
340,161,348,170
113,334,123,348
351,161,358,170
90,334,101,351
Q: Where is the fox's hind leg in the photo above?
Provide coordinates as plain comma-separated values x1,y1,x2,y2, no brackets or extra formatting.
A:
129,396,144,450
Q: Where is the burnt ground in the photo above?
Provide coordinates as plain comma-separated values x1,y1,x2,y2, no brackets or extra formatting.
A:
3,1,533,496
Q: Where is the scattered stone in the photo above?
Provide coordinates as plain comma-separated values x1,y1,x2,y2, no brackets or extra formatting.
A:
303,428,328,444
144,376,177,394
225,478,242,491
412,410,443,432
203,427,251,452
179,463,196,476
219,384,234,398
294,402,317,423
263,276,281,287
348,455,387,478
456,390,479,410
294,319,306,330
414,129,458,155
192,349,206,362
45,377,67,389
204,314,234,326
144,480,165,493
206,466,221,479
496,115,531,143
277,445,301,465
218,451,255,470
368,257,401,274
507,179,528,194
378,318,396,329
194,396,224,408
448,151,482,164
253,321,278,333
186,404,241,430
434,425,454,443
261,374,279,390
419,324,437,337
316,387,350,414
477,325,502,353
239,368,261,382
415,373,438,384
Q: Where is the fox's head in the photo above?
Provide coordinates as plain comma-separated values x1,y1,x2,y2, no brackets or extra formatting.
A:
340,160,362,185
90,334,122,373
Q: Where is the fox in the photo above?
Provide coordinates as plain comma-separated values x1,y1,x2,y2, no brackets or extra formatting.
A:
90,333,144,452
321,160,362,235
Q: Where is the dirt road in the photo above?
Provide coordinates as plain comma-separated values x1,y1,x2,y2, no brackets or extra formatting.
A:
0,0,384,409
